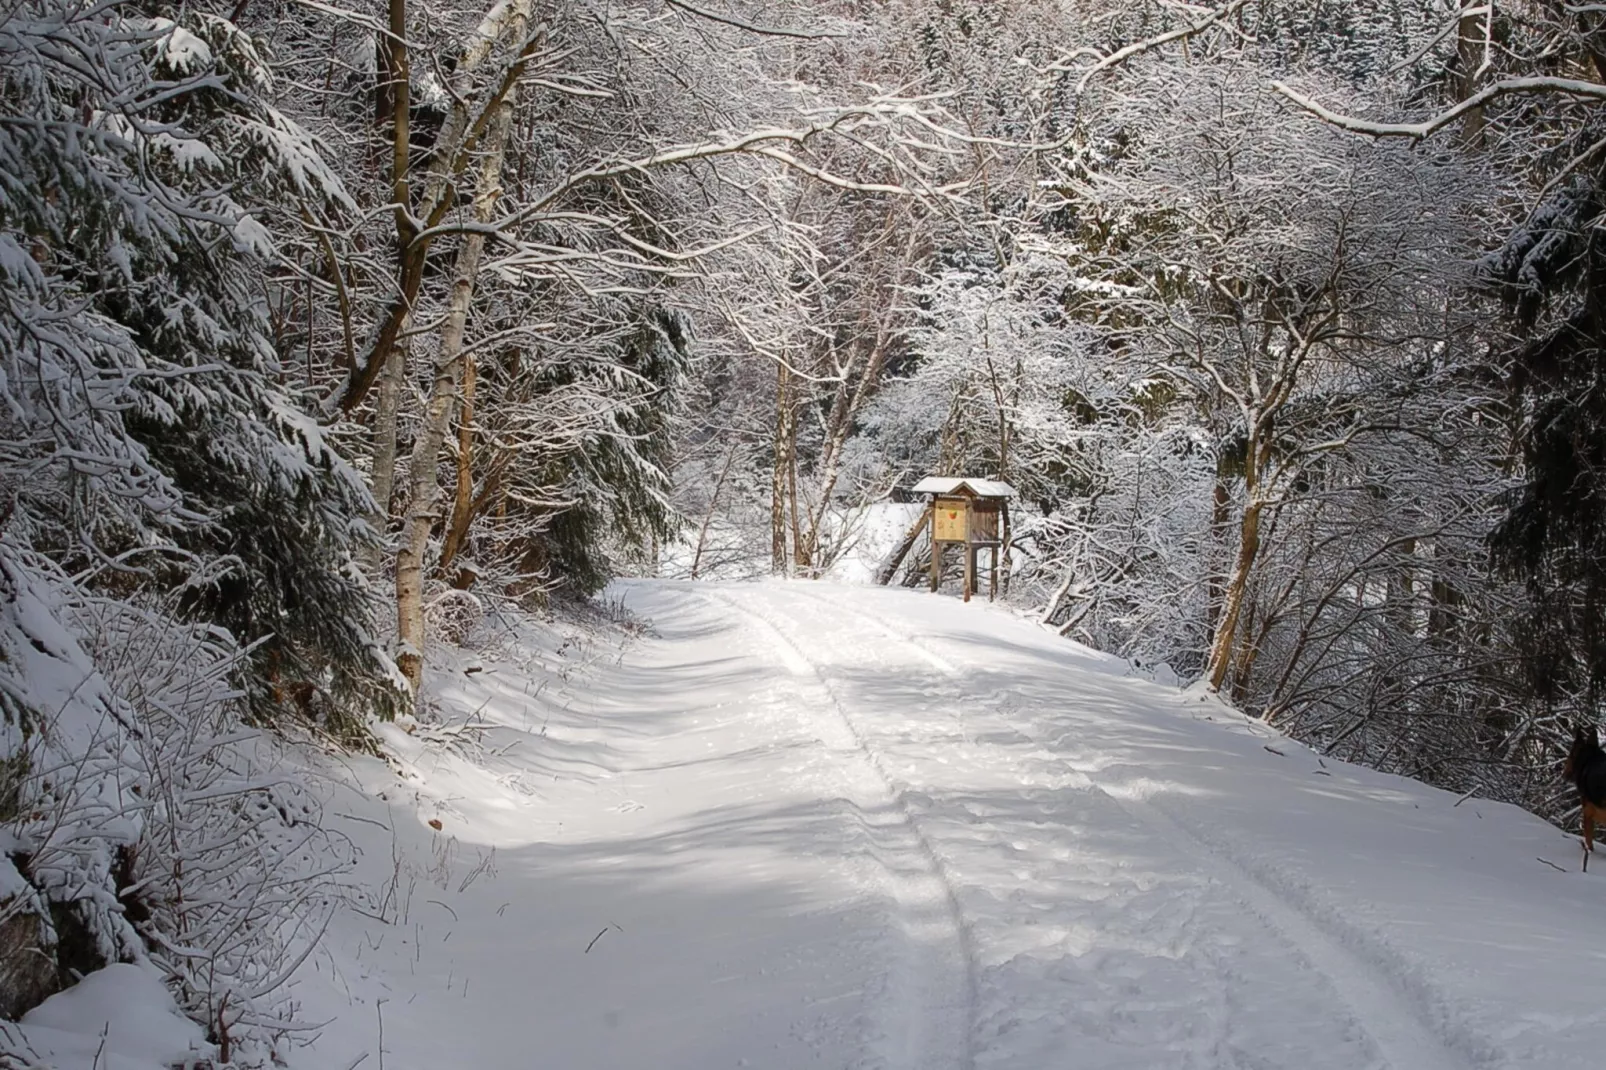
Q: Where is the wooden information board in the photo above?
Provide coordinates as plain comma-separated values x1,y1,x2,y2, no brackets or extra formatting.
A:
934,500,968,542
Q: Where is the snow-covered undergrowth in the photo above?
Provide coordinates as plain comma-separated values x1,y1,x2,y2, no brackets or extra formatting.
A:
0,570,630,1069
3,964,209,1070
0,548,349,1068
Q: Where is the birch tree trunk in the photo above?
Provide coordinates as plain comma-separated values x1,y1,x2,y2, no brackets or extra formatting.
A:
771,362,792,574
437,350,477,581
365,336,407,567
395,6,531,693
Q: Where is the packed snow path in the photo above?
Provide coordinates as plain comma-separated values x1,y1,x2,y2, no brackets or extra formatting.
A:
309,580,1606,1070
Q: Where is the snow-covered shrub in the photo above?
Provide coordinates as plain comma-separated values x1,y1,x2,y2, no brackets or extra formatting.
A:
74,592,348,1062
0,545,350,1064
427,585,486,646
0,550,146,1003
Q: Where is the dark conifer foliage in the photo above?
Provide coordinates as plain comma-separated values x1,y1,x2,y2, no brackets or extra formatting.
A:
1488,174,1606,706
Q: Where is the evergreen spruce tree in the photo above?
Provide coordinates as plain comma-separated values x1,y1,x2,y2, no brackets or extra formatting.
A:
1486,168,1606,708
517,308,691,598
0,1,399,736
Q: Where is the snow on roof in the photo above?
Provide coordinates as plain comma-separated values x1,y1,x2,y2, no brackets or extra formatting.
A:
911,476,1017,498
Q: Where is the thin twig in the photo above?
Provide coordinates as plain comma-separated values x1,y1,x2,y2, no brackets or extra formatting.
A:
662,0,846,39
585,923,621,953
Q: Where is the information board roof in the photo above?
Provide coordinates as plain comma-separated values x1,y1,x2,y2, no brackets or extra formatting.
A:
911,476,1017,499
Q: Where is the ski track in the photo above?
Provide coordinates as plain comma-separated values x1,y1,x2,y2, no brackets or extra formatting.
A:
701,589,978,1070
778,583,1473,1070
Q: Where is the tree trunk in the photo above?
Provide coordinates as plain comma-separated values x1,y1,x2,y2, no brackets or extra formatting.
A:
437,348,478,581
876,505,932,586
382,0,408,164
771,362,792,574
1205,472,1231,644
395,18,525,694
1206,498,1264,692
998,500,1013,596
1456,9,1487,144
365,335,407,567
788,412,803,573
691,439,740,579
1229,597,1259,703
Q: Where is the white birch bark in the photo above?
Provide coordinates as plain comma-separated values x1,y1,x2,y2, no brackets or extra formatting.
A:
395,4,533,693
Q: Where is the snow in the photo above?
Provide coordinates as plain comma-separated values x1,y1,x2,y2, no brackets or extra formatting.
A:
911,476,1017,498
11,964,209,1070
280,579,1606,1069
145,19,213,73
232,214,274,256
827,500,926,584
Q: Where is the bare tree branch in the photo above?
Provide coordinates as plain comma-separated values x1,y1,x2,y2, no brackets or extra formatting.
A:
662,0,847,40
1273,76,1606,140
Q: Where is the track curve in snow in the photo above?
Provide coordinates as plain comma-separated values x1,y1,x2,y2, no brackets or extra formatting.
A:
702,589,978,1070
759,582,1483,1070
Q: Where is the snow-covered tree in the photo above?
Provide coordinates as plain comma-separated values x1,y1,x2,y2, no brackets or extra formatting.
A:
0,0,390,1050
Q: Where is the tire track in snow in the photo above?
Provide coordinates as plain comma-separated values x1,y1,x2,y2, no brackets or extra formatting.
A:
700,588,977,1070
1065,778,1467,1068
791,587,1475,1070
1097,787,1488,1070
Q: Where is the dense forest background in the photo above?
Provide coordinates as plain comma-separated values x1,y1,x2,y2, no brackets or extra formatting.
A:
5,0,1606,1058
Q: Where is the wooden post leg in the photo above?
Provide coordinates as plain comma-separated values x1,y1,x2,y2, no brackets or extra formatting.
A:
1000,501,1012,597
989,546,998,602
930,541,940,592
963,544,974,603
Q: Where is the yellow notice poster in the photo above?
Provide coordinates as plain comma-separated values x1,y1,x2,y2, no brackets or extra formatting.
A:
934,502,967,542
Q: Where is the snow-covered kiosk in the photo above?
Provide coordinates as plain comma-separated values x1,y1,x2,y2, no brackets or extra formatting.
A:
912,476,1016,602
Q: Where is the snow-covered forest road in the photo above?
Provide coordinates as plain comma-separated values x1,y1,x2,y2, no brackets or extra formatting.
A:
307,582,1606,1070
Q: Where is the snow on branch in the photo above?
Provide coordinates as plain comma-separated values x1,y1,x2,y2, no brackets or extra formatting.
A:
1045,0,1252,94
515,106,974,222
662,0,848,40
1273,77,1606,140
